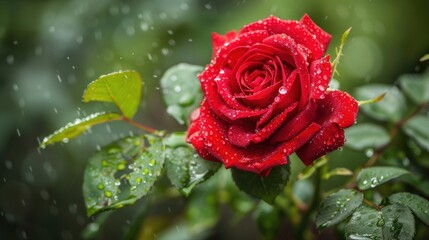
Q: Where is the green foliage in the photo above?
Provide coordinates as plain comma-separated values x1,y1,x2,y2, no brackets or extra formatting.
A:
389,192,429,227
82,70,142,118
254,202,281,240
164,132,220,196
398,73,429,104
345,123,390,150
357,166,409,190
83,135,164,216
232,164,290,204
40,112,121,148
381,204,415,240
160,64,203,125
355,84,406,121
402,115,429,151
316,189,363,230
345,205,384,240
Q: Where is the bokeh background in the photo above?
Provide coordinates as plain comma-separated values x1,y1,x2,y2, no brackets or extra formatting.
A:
1,0,428,239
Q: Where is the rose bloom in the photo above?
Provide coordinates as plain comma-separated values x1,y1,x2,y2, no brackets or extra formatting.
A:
186,14,358,175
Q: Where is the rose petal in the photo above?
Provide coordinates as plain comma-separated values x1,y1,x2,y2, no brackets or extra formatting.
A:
263,34,311,110
315,90,358,128
227,102,298,147
186,108,218,161
296,122,345,165
270,100,318,143
299,14,331,53
310,55,332,99
239,16,325,59
200,101,319,174
212,31,237,54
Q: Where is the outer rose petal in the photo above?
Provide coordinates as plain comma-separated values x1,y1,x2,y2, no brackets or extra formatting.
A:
296,122,345,165
239,16,326,59
186,108,217,161
199,101,319,174
299,14,331,53
212,31,237,54
314,90,359,128
310,55,332,99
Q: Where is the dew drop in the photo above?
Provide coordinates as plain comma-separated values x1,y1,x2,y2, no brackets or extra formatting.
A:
278,86,287,94
104,191,112,198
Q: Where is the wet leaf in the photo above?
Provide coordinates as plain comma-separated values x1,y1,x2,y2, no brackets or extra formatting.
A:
160,63,203,125
232,164,290,204
345,206,383,240
254,202,281,240
345,123,390,150
357,167,409,191
83,135,164,216
355,84,406,122
316,189,363,231
402,115,429,151
389,192,429,227
381,204,415,240
398,73,429,104
40,112,121,148
83,70,142,118
164,132,220,196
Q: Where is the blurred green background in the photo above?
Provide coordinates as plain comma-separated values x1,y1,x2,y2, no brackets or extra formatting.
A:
1,0,428,239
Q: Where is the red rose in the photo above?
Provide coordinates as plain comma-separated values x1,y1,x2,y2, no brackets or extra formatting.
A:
186,14,358,175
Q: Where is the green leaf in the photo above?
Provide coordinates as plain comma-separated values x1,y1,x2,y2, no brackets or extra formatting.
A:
389,192,429,226
354,84,406,122
345,123,390,150
83,135,164,216
40,112,121,148
254,202,281,240
402,115,429,151
357,166,409,190
232,164,290,204
160,63,203,125
83,70,142,118
381,204,415,240
345,205,383,240
399,73,429,104
316,189,363,230
164,133,220,196
420,54,429,62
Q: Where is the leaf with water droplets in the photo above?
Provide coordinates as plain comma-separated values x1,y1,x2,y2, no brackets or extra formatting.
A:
402,115,429,152
381,204,415,240
316,189,363,231
40,112,121,148
345,123,390,150
231,164,290,204
389,192,429,227
355,84,406,122
160,63,203,125
164,132,220,196
357,167,409,191
345,205,383,240
83,135,165,216
82,70,142,118
398,73,429,104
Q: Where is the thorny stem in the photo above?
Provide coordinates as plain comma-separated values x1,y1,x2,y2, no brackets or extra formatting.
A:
122,116,158,134
363,198,381,210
